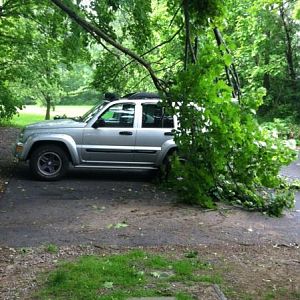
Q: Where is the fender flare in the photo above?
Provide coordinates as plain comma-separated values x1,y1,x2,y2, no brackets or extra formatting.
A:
156,139,177,166
23,134,80,165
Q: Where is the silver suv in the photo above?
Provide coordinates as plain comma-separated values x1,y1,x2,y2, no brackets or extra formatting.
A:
14,93,177,180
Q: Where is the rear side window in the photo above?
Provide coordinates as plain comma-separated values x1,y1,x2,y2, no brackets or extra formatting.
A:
142,104,174,128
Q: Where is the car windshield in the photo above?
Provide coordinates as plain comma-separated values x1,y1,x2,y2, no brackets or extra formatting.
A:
80,101,108,122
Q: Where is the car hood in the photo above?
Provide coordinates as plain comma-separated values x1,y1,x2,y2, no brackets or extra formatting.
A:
26,119,86,129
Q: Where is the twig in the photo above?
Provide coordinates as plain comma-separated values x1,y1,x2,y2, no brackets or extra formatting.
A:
155,59,181,73
130,73,151,90
169,5,181,28
89,31,120,59
110,25,183,83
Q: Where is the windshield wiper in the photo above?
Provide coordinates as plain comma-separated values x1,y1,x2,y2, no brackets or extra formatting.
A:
70,116,83,122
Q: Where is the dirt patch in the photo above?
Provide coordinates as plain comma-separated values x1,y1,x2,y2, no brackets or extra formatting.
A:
0,127,20,197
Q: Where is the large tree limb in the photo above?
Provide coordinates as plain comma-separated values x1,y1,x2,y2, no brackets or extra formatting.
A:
213,27,241,100
183,0,196,69
49,0,167,93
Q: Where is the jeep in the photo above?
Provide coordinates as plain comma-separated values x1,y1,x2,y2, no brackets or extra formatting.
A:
14,92,177,180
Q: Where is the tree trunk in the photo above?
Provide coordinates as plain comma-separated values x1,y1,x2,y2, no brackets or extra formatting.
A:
183,0,196,69
213,27,241,99
280,6,296,88
263,30,271,93
45,95,51,120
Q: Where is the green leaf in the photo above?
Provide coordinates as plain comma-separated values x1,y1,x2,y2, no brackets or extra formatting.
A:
103,281,114,289
223,53,232,67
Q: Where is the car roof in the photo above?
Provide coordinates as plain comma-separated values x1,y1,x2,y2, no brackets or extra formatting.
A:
109,98,161,104
104,92,160,102
126,92,160,99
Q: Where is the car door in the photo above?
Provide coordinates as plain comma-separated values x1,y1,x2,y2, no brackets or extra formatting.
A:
81,102,136,165
134,103,174,165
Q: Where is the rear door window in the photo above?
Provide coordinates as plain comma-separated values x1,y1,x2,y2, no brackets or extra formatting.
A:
142,104,174,128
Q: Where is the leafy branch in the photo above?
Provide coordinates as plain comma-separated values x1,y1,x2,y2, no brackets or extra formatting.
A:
49,0,168,95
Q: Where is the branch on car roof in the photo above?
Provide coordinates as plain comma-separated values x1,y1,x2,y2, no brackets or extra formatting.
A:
49,0,169,100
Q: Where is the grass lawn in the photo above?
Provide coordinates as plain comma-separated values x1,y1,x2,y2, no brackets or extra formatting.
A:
35,250,222,300
1,105,93,128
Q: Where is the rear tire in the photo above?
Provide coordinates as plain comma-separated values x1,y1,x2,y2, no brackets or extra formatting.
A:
29,145,69,181
159,150,176,181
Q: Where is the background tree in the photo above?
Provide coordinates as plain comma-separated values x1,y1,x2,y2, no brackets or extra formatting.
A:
226,0,300,119
0,0,90,120
0,0,32,119
294,0,300,19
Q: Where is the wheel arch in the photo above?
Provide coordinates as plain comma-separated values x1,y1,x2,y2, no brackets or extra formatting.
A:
28,141,69,160
25,135,80,165
157,140,178,166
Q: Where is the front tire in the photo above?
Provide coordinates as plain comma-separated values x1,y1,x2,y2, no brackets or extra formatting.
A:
29,145,69,181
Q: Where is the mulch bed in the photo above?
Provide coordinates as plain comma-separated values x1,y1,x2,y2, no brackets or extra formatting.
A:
0,127,20,198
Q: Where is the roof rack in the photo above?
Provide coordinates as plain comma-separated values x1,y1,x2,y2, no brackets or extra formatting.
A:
104,92,160,101
104,93,119,101
126,92,160,100
122,92,136,99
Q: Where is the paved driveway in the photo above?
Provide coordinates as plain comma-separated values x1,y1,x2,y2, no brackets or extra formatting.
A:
0,159,299,247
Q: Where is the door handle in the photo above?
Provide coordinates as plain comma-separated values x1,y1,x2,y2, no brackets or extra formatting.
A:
164,131,174,136
119,131,133,135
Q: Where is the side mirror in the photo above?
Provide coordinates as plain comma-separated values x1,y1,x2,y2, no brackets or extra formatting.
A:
92,118,105,128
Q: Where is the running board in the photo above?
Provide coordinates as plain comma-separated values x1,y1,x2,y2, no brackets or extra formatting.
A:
74,165,157,170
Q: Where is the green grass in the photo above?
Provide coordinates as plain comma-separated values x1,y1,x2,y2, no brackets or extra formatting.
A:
12,113,45,127
263,288,300,300
36,250,220,300
45,243,59,254
0,105,93,128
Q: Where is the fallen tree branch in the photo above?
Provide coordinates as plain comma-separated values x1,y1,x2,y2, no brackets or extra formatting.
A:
49,0,168,95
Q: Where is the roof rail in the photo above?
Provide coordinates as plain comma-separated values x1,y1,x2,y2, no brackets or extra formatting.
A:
127,92,160,99
122,92,136,99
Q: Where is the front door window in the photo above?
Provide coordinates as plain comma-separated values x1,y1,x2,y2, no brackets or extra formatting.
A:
98,103,135,128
